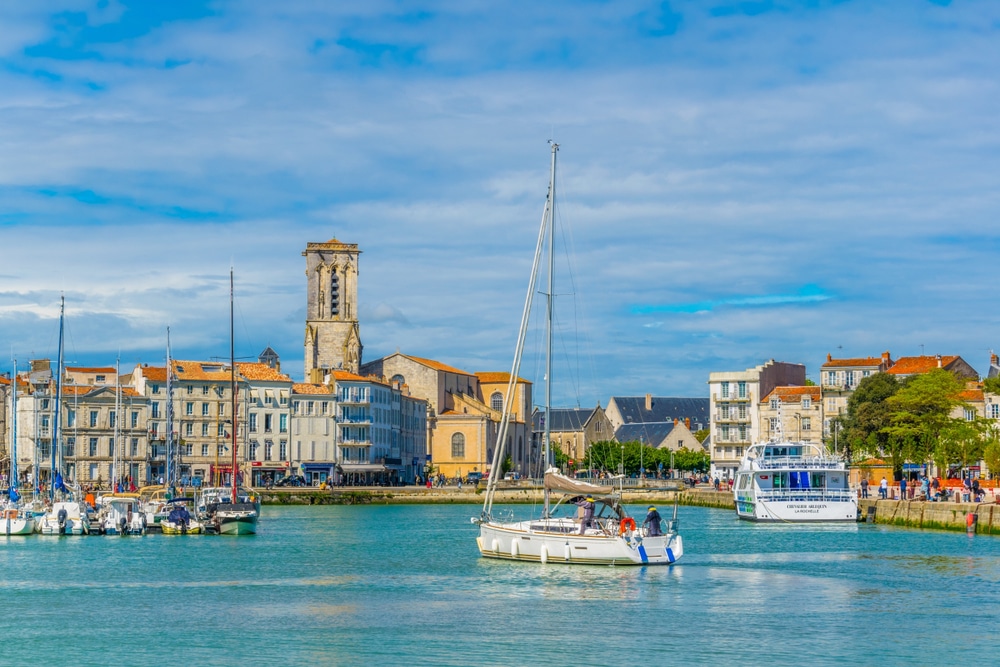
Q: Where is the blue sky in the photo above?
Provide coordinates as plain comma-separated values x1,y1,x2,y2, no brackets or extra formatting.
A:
2,0,998,406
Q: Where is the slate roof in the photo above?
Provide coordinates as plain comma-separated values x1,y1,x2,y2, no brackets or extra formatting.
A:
532,408,594,432
611,397,710,431
614,422,678,446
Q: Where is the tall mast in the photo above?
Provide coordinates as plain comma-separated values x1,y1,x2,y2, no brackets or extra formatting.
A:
482,143,557,518
542,142,557,517
165,327,174,488
51,295,65,501
9,359,18,502
113,357,121,490
230,268,238,503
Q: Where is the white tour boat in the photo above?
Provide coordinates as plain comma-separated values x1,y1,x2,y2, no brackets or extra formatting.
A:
734,441,858,522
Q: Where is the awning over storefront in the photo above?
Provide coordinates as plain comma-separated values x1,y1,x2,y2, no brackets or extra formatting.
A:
301,462,336,471
339,464,390,473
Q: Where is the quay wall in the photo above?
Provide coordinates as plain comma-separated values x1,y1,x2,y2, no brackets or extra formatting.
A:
860,498,1000,535
259,486,737,509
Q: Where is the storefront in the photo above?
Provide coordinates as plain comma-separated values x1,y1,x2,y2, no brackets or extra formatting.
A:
248,461,289,487
300,462,335,486
337,463,399,487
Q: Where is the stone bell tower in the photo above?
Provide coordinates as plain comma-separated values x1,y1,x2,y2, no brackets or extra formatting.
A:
303,238,363,380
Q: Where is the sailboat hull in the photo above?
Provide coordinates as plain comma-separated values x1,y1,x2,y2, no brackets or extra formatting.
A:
2,514,34,535
477,519,682,566
216,515,257,535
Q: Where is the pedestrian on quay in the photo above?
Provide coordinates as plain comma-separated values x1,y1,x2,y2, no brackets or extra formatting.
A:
860,477,869,498
900,476,907,499
879,477,888,499
921,475,930,500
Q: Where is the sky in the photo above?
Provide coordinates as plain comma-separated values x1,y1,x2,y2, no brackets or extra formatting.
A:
2,0,999,408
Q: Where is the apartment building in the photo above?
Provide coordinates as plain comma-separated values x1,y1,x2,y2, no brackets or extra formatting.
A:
708,360,806,480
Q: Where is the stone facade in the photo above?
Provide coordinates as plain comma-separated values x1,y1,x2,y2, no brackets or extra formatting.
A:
303,238,363,377
758,386,824,444
708,360,806,480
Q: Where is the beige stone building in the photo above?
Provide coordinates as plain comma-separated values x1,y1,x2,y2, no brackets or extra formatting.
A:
758,386,823,445
360,354,531,479
820,352,894,433
303,238,363,377
532,406,613,467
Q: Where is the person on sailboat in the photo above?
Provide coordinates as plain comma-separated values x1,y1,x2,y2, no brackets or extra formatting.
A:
643,506,663,537
577,496,595,534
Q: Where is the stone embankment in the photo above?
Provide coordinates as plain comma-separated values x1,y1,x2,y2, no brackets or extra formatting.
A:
860,498,1000,534
260,485,737,509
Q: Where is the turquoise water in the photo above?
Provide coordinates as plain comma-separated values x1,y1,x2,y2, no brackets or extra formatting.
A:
2,504,999,666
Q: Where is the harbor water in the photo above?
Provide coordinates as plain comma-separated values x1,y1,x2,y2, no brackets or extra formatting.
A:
2,503,999,665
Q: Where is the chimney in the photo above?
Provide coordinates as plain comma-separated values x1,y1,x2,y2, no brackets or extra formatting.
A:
685,417,691,429
673,417,679,426
827,353,832,362
992,353,998,366
936,354,942,368
645,394,652,411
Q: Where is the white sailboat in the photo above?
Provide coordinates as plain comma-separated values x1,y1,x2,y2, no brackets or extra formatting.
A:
473,144,683,565
3,359,35,535
202,269,259,535
37,297,93,535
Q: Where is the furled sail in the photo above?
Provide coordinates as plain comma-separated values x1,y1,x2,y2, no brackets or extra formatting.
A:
543,468,607,495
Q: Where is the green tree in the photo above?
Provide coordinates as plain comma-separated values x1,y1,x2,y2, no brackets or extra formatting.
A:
693,428,710,443
983,426,1000,480
551,444,570,471
839,372,900,462
884,369,967,476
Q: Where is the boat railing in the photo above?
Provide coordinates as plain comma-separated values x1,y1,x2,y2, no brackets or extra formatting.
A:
752,456,845,470
755,488,856,502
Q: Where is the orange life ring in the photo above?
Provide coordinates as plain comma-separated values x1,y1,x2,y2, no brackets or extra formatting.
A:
619,517,636,535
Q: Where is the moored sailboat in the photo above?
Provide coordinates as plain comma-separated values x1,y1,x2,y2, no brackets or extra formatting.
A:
203,269,259,535
2,360,34,536
473,144,682,565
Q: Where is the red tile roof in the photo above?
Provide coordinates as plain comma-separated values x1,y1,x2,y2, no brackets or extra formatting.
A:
65,367,117,374
236,362,292,383
402,354,472,376
761,386,822,403
292,383,335,395
474,372,529,384
886,355,960,376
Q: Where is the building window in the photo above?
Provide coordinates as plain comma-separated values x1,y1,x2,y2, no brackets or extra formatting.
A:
826,371,835,386
67,409,76,427
151,402,160,418
846,371,856,388
202,444,209,457
202,403,209,416
151,384,160,394
185,423,193,436
96,375,105,383
131,438,138,456
249,413,257,433
280,441,287,460
131,411,139,428
491,392,504,411
989,404,1000,419
187,385,193,394
89,438,98,456
265,441,273,461
720,425,730,441
738,425,747,442
451,433,465,458
769,418,779,432
770,398,779,409
279,414,287,433
802,417,811,431
721,382,729,398
264,414,273,432
108,439,114,457
90,411,98,427
964,408,976,422
202,423,209,436
65,437,75,457
738,382,747,399
109,411,117,428
186,402,194,416
738,405,747,420
802,397,811,409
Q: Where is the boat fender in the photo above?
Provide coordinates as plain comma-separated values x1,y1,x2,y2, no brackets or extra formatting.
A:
618,517,636,535
491,539,499,553
540,545,548,564
564,543,571,561
511,540,520,558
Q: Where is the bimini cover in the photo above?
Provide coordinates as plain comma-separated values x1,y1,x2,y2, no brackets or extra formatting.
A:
544,468,607,495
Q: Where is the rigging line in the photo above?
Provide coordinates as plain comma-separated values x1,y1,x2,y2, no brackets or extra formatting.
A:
552,171,601,408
